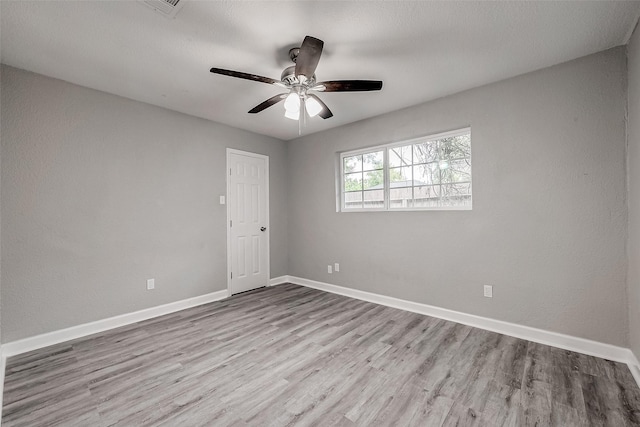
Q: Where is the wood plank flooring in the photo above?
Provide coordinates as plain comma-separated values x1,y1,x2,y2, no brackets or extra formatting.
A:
3,283,640,426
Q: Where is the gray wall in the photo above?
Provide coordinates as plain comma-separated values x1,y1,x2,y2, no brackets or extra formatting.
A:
0,65,2,345
628,25,640,359
1,65,288,342
1,46,633,349
287,47,628,346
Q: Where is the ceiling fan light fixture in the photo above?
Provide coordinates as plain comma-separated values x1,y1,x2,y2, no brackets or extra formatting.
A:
284,92,301,113
305,96,323,117
285,109,300,120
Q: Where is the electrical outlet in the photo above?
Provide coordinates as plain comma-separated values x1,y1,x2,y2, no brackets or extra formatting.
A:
328,265,332,274
334,263,340,272
147,278,155,290
483,285,493,298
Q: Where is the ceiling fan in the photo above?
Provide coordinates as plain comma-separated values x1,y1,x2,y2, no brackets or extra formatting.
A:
210,36,383,121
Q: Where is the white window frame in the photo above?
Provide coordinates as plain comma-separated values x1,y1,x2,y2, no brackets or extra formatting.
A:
339,127,472,212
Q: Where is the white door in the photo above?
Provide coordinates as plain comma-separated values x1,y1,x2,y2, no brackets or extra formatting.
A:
227,149,269,295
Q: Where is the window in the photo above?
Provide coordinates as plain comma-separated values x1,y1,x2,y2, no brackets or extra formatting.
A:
340,128,471,211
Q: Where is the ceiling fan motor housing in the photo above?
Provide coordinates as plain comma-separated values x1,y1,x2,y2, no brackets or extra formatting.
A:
281,65,316,87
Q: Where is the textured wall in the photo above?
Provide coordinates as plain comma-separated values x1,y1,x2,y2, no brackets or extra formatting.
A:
628,25,640,358
1,65,288,342
287,48,628,346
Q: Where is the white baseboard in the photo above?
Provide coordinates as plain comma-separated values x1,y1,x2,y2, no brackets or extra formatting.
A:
287,276,640,376
269,275,291,286
2,276,639,392
0,345,5,426
2,290,228,358
629,352,640,389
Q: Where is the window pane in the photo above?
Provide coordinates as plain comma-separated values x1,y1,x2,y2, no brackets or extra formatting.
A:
389,145,412,167
413,142,438,163
390,187,413,209
447,159,471,183
440,160,471,184
362,151,383,171
389,166,412,185
442,182,472,196
413,185,441,208
441,183,472,207
413,163,439,186
344,172,363,191
363,190,384,208
439,164,452,184
343,155,362,173
440,135,471,160
344,191,363,209
363,170,384,190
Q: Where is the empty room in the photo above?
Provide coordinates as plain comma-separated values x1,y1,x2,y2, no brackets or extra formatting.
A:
2,1,640,425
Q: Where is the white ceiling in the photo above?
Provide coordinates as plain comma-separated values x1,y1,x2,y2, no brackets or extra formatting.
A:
2,1,640,141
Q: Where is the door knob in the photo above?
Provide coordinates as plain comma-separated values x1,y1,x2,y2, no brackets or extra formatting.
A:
260,227,266,232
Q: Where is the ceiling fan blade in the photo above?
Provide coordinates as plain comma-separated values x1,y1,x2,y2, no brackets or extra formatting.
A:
295,36,324,79
312,80,383,92
307,94,333,119
210,67,284,86
248,93,287,114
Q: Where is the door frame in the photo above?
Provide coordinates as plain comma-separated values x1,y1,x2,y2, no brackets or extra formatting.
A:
226,148,270,296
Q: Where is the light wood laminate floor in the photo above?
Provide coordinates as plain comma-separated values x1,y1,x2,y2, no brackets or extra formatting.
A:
3,284,640,426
